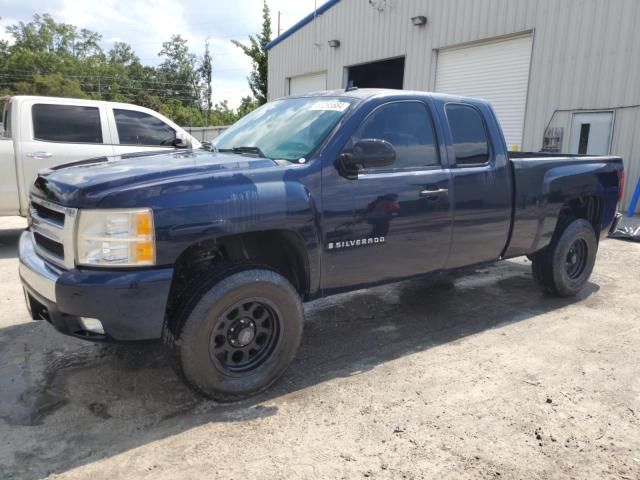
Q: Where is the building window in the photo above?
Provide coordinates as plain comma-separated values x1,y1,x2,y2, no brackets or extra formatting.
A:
578,124,591,154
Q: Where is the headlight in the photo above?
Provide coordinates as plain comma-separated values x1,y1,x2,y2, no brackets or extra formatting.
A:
76,208,155,267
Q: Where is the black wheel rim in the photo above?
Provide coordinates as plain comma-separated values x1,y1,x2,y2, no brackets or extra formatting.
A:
565,238,588,280
209,298,280,374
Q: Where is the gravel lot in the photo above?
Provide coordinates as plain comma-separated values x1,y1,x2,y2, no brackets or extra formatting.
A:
1,216,639,480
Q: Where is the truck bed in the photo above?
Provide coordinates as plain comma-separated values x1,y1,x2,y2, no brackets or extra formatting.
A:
509,151,588,159
504,153,624,258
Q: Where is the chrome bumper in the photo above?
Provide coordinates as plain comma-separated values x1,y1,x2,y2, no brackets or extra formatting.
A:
19,231,60,302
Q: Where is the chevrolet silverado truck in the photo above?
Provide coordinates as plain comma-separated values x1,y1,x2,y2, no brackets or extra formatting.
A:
19,89,624,401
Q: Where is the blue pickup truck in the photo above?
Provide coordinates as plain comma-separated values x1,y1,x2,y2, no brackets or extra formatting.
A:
19,89,624,400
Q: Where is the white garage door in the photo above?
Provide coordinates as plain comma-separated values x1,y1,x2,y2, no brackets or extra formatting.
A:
288,72,327,95
436,35,533,150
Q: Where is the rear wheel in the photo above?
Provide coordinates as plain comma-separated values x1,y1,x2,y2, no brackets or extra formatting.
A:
177,267,303,401
531,218,597,297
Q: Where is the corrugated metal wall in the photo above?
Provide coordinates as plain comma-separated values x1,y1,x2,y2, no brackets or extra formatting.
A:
268,0,640,210
434,34,533,149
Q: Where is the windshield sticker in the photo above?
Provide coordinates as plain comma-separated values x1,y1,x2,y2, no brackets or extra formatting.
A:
310,101,350,112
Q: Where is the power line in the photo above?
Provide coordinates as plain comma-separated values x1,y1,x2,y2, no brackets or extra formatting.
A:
0,76,196,92
117,32,255,47
0,72,252,90
0,79,245,94
2,26,255,48
1,63,250,75
0,68,252,85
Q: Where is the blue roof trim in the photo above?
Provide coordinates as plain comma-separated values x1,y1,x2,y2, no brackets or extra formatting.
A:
266,0,341,50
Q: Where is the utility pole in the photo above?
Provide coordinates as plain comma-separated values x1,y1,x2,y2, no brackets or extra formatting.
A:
277,11,281,36
313,0,320,47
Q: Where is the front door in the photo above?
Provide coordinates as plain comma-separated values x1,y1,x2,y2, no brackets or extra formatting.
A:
321,101,453,293
109,107,180,156
569,112,614,155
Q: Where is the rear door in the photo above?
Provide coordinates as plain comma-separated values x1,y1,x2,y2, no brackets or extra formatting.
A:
321,100,453,292
440,102,512,268
18,100,113,198
0,100,20,215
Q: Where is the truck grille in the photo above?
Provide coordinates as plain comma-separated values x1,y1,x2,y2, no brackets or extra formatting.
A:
31,201,66,226
29,196,77,269
33,232,65,259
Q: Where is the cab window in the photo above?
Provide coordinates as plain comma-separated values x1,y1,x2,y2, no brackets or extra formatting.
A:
352,102,439,170
446,104,490,166
32,104,103,143
114,109,176,146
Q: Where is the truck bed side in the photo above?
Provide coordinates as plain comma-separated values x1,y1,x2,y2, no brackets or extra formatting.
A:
504,155,623,258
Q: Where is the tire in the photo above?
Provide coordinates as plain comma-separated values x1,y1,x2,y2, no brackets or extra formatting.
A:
531,218,597,297
177,266,303,401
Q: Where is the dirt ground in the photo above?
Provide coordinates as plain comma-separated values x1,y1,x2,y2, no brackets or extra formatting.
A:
1,216,639,480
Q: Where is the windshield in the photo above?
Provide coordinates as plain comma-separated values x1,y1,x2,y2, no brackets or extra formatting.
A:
212,96,356,162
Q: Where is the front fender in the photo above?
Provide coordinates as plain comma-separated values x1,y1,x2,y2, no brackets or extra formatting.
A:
152,179,321,290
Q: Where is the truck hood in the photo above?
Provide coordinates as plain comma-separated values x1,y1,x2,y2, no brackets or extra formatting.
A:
31,149,279,207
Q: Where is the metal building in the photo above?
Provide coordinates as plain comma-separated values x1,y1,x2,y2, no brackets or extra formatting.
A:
266,0,640,211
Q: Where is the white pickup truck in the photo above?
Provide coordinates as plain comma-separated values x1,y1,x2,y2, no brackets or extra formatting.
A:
0,95,201,216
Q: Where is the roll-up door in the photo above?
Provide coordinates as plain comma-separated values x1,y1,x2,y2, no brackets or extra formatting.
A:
288,72,327,95
436,35,533,150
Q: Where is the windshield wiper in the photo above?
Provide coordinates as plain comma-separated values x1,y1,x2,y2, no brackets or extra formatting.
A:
217,146,267,158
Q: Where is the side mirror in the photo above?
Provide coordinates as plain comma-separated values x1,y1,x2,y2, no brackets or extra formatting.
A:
338,139,396,177
174,131,192,149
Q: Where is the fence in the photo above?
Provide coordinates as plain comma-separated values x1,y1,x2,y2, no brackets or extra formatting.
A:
182,126,230,143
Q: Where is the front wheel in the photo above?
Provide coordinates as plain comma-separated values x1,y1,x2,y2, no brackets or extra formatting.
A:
177,267,303,401
531,218,598,297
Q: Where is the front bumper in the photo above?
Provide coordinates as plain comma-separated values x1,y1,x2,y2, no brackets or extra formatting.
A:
19,231,174,341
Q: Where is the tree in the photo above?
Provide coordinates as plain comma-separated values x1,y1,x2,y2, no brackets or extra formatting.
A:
15,73,87,98
200,39,213,125
209,100,237,125
108,42,138,65
159,34,201,106
0,14,254,127
75,29,103,57
237,95,258,118
231,0,271,105
6,14,103,59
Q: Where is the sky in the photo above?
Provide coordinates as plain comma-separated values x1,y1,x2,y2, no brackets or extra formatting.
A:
0,0,318,108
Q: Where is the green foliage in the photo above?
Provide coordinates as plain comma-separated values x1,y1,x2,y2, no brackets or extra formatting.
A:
237,95,259,118
15,73,87,98
210,100,240,125
231,0,271,105
0,14,260,126
200,40,213,124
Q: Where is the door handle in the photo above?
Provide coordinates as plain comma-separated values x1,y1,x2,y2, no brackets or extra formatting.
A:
27,151,53,159
419,188,448,199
